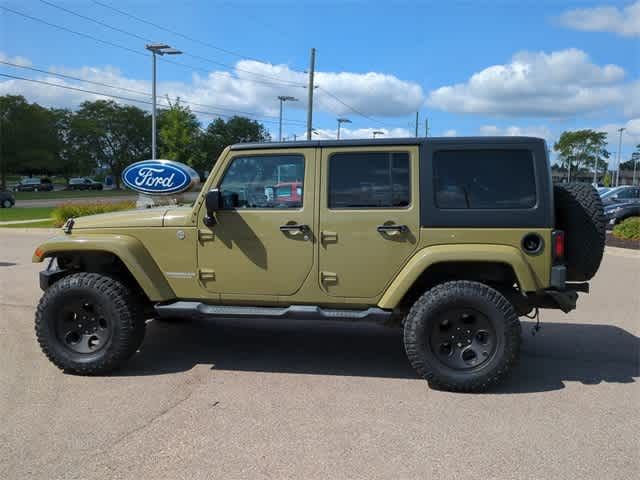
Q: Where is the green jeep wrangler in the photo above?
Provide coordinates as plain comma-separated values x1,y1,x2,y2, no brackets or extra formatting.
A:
32,137,605,392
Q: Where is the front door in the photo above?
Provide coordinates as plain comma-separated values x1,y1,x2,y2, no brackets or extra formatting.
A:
318,146,420,298
197,149,315,297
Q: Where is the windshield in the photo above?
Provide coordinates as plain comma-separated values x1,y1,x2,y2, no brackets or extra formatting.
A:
600,187,623,199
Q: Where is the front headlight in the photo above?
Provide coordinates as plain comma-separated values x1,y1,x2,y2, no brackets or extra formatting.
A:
605,207,622,217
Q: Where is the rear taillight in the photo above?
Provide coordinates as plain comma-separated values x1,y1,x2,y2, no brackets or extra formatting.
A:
553,230,565,262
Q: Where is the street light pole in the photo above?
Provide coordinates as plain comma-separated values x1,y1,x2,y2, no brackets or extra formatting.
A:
336,118,351,140
145,43,182,160
277,96,298,142
151,51,157,159
616,127,625,186
372,130,384,139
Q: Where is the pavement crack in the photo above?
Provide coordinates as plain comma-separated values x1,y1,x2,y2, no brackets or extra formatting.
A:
109,391,194,450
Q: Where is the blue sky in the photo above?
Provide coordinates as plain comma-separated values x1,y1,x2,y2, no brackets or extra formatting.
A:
1,0,639,160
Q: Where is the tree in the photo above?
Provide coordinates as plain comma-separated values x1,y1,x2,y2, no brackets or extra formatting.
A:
70,100,151,188
554,130,610,181
50,108,95,180
157,99,204,169
619,146,640,170
199,116,271,173
0,95,60,188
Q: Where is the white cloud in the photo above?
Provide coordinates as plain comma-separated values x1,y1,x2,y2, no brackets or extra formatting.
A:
442,129,457,137
427,48,629,118
623,80,640,118
479,125,553,142
597,118,640,155
556,1,640,38
0,52,32,67
0,53,425,125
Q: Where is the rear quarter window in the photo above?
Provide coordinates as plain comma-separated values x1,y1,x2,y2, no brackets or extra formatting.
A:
434,149,536,209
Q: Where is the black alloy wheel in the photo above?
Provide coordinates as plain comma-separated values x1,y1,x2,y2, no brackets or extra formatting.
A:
429,308,497,370
55,298,112,354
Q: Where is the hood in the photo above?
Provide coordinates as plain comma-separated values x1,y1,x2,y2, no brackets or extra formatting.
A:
71,207,169,229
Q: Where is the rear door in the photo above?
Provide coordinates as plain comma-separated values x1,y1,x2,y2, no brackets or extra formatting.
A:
318,146,420,298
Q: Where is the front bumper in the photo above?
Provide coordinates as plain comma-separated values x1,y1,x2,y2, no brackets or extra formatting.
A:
39,261,68,291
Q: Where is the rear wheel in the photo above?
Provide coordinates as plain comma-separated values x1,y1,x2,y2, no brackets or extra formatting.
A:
1,199,12,208
404,281,521,392
35,273,146,375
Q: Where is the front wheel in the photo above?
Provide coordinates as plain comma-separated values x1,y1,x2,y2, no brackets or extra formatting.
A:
2,199,12,208
403,281,521,392
35,273,146,375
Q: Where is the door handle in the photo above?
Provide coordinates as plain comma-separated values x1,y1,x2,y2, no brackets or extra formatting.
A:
279,223,309,233
377,224,408,234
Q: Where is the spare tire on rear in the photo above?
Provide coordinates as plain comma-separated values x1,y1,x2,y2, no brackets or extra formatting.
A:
553,183,605,281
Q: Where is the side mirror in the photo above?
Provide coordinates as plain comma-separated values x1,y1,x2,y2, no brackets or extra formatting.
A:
204,189,221,226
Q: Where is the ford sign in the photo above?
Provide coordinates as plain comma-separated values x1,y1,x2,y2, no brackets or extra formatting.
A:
122,160,199,195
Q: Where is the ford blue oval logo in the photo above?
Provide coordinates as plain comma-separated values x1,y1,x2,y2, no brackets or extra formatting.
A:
122,160,199,195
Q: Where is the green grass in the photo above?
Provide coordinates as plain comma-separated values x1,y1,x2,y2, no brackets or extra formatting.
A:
0,207,54,222
52,201,135,227
613,217,640,241
14,189,136,200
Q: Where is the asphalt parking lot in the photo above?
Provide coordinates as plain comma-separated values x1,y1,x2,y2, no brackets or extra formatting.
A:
1,229,638,480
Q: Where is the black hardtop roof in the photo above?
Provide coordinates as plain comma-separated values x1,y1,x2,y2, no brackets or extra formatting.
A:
229,136,546,151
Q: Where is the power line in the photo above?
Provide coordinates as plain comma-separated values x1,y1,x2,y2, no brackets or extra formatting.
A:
0,59,306,124
316,86,381,124
2,5,304,89
0,60,150,98
0,72,304,126
39,0,304,88
91,0,269,64
0,5,145,57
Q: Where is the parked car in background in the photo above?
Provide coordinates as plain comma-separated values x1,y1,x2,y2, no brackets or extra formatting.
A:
597,187,611,195
600,185,640,204
67,177,104,191
1,190,15,208
604,201,640,228
13,178,54,192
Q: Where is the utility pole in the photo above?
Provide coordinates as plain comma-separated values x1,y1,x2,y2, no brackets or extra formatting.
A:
306,48,316,140
145,43,182,160
372,130,384,139
593,156,598,185
424,118,429,137
337,118,351,140
415,112,419,137
277,96,298,142
616,127,625,186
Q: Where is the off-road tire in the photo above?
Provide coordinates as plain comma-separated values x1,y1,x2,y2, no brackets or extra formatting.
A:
404,281,521,393
35,272,145,375
553,183,605,281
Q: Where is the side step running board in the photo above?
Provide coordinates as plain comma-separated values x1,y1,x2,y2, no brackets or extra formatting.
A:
154,301,392,323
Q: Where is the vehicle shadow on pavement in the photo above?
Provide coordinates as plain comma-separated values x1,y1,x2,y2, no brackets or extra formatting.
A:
120,319,638,393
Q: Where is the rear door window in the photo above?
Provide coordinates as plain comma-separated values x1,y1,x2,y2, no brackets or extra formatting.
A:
434,149,536,209
328,151,410,208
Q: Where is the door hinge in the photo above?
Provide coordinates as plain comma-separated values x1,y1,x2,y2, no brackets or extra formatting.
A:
198,229,215,242
321,271,338,284
198,269,216,281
